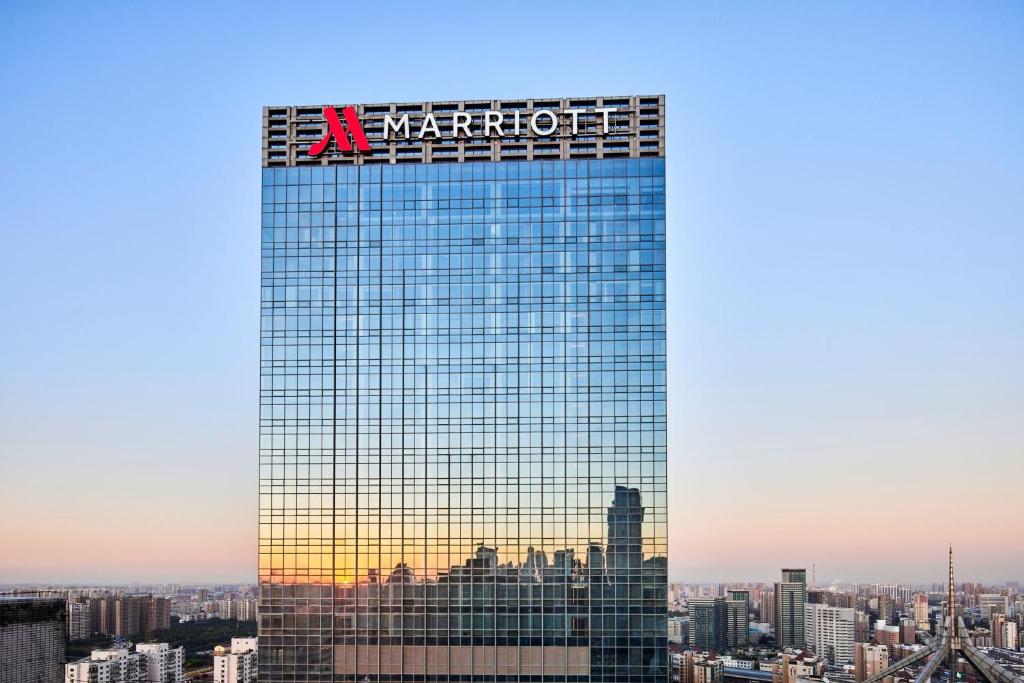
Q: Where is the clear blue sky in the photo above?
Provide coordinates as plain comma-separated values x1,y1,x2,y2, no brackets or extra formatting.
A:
0,1,1021,584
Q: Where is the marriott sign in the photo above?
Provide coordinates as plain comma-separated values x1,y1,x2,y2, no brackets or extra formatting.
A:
263,96,664,166
307,104,622,157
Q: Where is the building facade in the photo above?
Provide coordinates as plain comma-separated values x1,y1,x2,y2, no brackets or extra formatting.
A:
0,595,67,683
258,96,667,682
803,603,855,665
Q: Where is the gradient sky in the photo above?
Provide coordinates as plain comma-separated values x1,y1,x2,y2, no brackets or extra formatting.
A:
0,1,1021,585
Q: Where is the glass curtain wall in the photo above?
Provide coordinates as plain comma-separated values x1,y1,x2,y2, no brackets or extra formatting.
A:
259,158,666,682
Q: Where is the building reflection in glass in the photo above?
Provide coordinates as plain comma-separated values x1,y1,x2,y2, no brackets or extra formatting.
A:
259,157,667,681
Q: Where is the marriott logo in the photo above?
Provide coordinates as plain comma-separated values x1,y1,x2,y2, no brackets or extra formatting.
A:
307,104,620,157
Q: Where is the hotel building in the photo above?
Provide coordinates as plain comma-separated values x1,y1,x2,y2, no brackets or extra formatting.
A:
258,95,667,681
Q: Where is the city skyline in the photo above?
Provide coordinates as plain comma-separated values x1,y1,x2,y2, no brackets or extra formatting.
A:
2,1,1023,586
5,561,1023,591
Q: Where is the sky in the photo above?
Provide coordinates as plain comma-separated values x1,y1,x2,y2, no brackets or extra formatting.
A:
0,1,1021,586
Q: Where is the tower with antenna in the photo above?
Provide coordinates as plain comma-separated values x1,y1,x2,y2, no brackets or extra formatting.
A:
859,548,1022,683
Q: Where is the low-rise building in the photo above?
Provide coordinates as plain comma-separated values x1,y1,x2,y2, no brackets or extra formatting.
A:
66,648,146,683
65,643,183,683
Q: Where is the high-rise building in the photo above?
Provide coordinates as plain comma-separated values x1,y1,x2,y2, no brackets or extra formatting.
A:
689,597,727,652
136,643,184,683
214,637,258,683
68,601,93,640
88,595,168,639
96,597,116,636
761,589,776,630
258,96,667,682
236,598,257,622
875,594,893,623
679,651,696,683
912,593,929,629
854,610,871,643
726,590,750,647
854,642,889,683
775,569,807,649
668,617,686,644
899,617,915,645
804,603,855,664
0,596,67,683
1000,620,1018,651
979,594,1008,622
145,598,170,636
993,614,1007,648
874,620,900,649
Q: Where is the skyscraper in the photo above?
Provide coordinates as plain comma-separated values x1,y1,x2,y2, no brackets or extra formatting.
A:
688,597,727,652
775,569,807,650
726,590,750,648
0,596,67,683
258,96,667,682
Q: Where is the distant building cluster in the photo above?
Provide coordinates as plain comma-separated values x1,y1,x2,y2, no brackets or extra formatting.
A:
173,596,257,624
671,649,826,683
65,593,170,640
170,585,257,624
2,567,1021,683
668,566,1023,681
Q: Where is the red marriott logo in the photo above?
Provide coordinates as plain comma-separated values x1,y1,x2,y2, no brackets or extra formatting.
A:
308,105,370,156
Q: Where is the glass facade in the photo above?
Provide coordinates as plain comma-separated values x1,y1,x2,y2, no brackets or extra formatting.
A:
259,157,666,682
0,596,67,683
